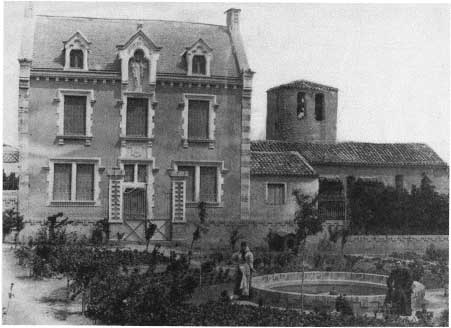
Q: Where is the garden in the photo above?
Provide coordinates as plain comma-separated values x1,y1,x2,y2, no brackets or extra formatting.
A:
2,186,449,326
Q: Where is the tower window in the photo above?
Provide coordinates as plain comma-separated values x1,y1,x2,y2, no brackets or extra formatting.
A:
296,92,306,119
69,50,84,69
192,55,206,75
315,93,325,121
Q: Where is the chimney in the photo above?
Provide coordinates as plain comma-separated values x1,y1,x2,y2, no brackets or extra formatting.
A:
225,8,241,32
24,1,33,18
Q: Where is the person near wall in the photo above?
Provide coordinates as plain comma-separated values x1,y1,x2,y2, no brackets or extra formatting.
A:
231,241,254,300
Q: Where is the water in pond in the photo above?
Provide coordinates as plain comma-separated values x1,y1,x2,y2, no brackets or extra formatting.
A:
272,282,387,296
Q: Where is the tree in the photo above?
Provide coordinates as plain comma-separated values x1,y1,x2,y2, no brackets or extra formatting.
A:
145,221,157,252
2,209,24,244
292,190,323,311
229,225,242,252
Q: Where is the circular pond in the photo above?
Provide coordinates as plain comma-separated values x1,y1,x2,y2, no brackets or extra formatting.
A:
272,281,386,296
251,271,425,315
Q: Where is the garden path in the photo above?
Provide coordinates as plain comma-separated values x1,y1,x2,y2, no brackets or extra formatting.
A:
2,246,91,325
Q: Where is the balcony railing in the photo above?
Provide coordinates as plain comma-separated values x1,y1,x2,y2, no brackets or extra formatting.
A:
318,195,345,221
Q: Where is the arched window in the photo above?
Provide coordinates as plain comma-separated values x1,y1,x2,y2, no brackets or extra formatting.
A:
70,49,84,69
315,93,325,121
192,55,206,75
296,92,306,119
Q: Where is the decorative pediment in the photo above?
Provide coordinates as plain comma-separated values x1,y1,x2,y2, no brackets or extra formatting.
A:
117,30,162,55
63,31,91,70
185,38,213,55
183,39,213,77
117,29,161,88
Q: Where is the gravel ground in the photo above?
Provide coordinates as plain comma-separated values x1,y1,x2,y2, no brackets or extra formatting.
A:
2,245,91,325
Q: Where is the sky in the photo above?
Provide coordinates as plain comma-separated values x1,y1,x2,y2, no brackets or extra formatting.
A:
3,2,450,161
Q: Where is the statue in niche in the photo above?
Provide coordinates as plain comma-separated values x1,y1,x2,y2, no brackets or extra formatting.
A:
130,50,146,91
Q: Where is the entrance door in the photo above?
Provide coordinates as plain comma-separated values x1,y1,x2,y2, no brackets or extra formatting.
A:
122,188,147,242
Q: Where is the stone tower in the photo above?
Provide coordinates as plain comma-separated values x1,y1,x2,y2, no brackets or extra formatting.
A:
266,80,338,143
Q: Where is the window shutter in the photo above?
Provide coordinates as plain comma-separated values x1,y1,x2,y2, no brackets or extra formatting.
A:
124,164,134,182
268,184,284,205
70,50,84,68
109,178,123,222
64,96,86,135
137,165,147,183
188,100,209,139
126,98,148,137
53,164,72,200
172,180,186,222
178,166,195,202
200,167,217,202
76,164,94,200
192,55,206,75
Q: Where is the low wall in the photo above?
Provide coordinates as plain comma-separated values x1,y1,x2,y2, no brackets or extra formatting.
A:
252,271,425,316
344,235,449,256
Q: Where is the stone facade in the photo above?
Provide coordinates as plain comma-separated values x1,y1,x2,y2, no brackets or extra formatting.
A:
17,8,254,245
266,81,338,143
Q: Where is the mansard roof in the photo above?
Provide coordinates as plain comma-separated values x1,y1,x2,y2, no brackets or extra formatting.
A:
251,140,448,168
32,15,241,77
251,151,317,177
267,79,338,93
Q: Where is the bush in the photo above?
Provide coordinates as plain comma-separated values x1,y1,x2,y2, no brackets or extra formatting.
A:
2,209,24,242
348,174,448,235
424,244,448,263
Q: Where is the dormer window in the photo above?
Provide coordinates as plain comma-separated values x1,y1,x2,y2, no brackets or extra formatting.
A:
70,50,84,69
192,55,207,75
184,39,213,77
63,31,91,71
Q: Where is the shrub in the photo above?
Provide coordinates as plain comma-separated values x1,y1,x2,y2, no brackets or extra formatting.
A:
348,174,449,235
424,244,448,263
2,209,24,243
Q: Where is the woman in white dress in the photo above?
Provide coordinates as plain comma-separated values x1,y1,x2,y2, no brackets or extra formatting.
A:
232,241,254,299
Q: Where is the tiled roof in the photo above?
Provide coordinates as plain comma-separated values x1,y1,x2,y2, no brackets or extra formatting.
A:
251,151,317,177
251,140,448,168
3,145,19,163
32,15,240,77
267,79,338,93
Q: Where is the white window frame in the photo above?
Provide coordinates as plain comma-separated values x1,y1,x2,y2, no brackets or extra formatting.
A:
120,162,149,188
265,182,287,205
174,161,226,205
120,93,155,141
55,89,95,146
47,158,101,206
182,94,218,149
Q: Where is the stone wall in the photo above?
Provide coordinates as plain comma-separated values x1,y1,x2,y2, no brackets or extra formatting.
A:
266,87,338,143
250,175,318,222
344,235,449,256
252,271,425,316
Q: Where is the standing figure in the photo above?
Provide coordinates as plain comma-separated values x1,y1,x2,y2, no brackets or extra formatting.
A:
131,50,145,91
232,241,254,300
